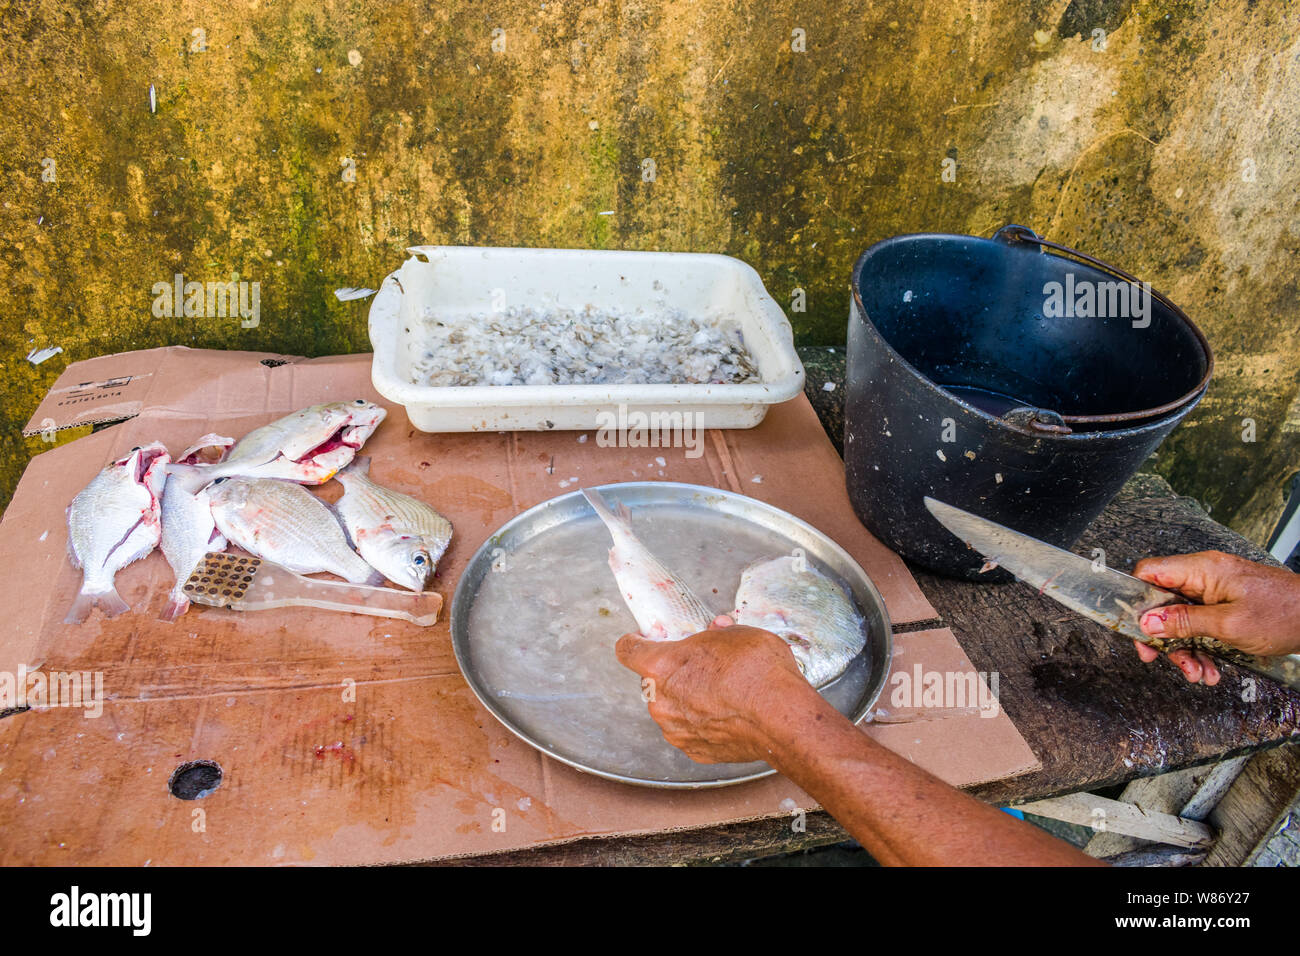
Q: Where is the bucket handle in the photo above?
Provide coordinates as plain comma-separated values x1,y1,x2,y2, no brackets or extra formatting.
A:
992,225,1215,426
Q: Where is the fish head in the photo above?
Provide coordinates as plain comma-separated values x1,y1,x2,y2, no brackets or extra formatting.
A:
370,534,434,592
113,442,170,489
203,476,247,508
338,400,387,449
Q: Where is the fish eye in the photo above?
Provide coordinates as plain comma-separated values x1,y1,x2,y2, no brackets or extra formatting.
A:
354,399,366,405
131,446,141,452
413,554,427,566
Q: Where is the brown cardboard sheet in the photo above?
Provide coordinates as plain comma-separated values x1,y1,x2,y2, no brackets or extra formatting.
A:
0,348,1039,864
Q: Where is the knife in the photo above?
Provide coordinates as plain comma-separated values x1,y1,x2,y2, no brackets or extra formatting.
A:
924,497,1300,693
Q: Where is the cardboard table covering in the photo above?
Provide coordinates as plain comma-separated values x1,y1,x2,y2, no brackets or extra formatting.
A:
0,348,1038,864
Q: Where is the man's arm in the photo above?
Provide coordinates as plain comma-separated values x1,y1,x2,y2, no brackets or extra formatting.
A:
617,626,1101,867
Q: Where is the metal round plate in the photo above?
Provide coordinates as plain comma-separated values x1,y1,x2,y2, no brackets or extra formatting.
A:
450,481,892,789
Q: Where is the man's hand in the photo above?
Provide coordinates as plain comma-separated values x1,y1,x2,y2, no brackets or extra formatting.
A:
614,622,815,764
615,617,1100,865
1132,550,1300,685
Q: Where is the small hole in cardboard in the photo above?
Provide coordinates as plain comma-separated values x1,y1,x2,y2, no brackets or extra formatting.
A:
260,359,289,368
169,760,223,800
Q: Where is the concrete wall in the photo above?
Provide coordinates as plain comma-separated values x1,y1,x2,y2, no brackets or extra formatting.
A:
2,0,1297,543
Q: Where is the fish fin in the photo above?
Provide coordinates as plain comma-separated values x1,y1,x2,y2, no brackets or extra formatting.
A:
64,591,95,624
65,528,82,571
341,565,386,586
342,455,372,477
65,587,130,624
581,488,629,532
166,462,217,494
159,595,190,622
323,500,358,548
178,434,236,464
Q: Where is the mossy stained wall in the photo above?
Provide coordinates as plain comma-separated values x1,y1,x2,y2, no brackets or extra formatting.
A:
1,0,1297,542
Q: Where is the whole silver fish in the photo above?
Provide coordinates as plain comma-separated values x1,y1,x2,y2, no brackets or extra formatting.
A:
169,400,386,491
158,434,233,621
332,457,452,592
207,477,382,585
732,555,866,687
65,443,170,623
583,488,712,642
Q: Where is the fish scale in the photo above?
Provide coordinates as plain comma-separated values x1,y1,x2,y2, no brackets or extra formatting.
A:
207,477,381,585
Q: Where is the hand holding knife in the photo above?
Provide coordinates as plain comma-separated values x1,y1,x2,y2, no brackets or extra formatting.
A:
924,497,1300,693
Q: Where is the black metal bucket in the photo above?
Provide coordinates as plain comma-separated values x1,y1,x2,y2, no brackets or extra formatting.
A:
844,225,1213,580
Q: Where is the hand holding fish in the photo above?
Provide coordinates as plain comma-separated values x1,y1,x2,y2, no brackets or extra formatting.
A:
617,619,1098,865
1132,551,1300,685
615,621,812,764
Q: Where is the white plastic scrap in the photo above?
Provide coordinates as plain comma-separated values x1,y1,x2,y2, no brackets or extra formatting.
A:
334,287,377,302
26,346,63,365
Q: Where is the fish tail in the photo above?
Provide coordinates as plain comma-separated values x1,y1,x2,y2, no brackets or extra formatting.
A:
581,488,630,533
159,594,190,622
341,455,372,478
65,585,131,624
167,461,221,494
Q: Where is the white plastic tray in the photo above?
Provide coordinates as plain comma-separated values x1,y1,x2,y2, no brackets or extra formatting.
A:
367,246,805,432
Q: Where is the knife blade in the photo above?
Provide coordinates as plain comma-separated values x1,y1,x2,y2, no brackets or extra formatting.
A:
924,496,1300,693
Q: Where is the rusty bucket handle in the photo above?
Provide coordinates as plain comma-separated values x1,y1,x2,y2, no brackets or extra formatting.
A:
991,224,1214,426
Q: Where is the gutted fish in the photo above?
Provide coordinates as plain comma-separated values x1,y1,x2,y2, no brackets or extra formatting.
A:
332,456,452,592
169,400,386,490
582,487,712,641
158,435,234,621
207,477,382,585
65,443,170,623
159,483,225,621
732,555,866,687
